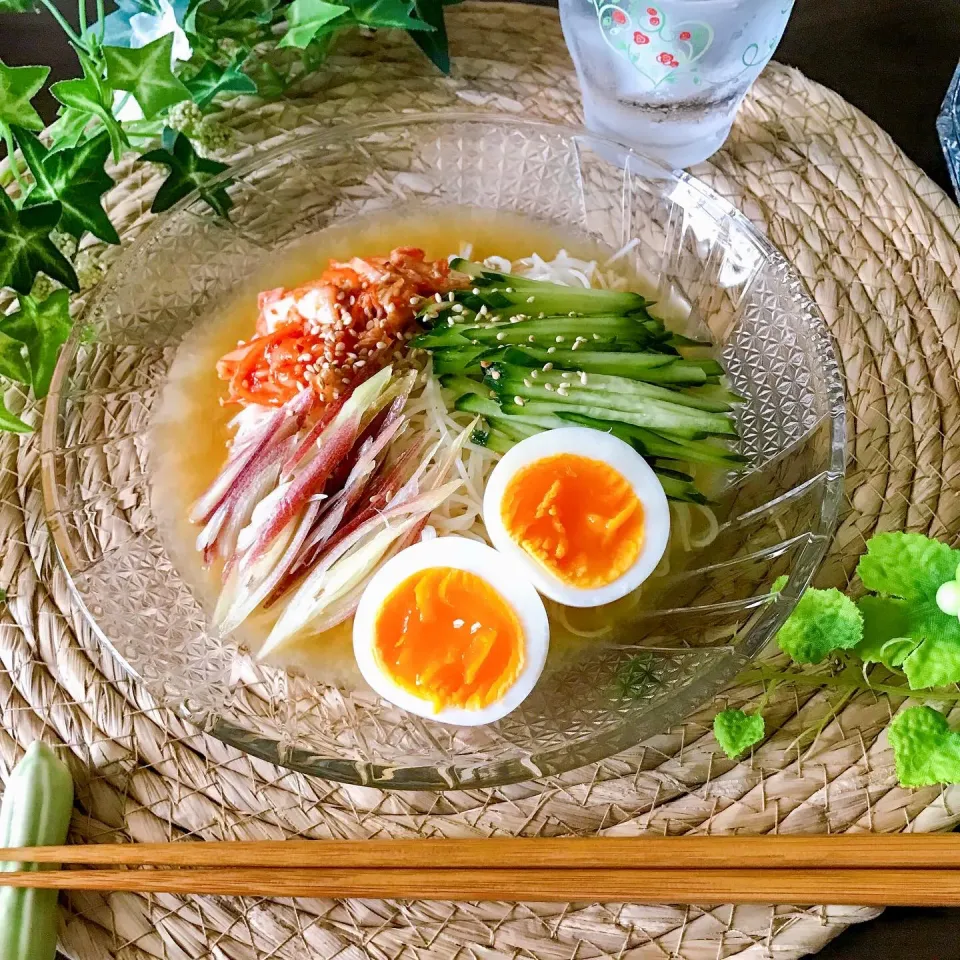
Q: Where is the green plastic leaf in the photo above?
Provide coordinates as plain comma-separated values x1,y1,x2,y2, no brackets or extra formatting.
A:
0,331,30,385
104,34,192,119
857,531,960,602
351,0,433,30
0,0,39,13
140,132,232,217
51,54,129,162
714,709,764,760
184,61,257,107
0,399,31,434
46,107,92,152
0,60,48,132
14,126,120,244
279,0,349,47
888,706,960,786
410,0,449,73
0,192,79,296
776,586,863,665
0,291,73,399
856,595,919,668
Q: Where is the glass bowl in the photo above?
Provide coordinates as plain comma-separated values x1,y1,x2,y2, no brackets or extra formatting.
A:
41,114,846,789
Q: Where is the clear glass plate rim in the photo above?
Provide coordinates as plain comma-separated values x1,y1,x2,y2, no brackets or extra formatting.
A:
40,112,848,789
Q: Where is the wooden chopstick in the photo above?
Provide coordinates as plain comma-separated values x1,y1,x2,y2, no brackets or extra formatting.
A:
0,866,956,906
1,836,959,870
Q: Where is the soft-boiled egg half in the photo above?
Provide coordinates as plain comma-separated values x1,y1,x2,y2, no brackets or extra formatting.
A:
353,537,549,725
483,427,671,608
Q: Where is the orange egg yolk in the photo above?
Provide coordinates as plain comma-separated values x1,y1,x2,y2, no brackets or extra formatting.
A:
373,567,525,712
501,453,645,589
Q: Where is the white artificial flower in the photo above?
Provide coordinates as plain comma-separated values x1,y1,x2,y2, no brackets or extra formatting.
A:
129,0,192,64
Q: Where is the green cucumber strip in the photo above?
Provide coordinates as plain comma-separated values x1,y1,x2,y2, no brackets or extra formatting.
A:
500,346,713,384
454,392,569,429
499,399,725,440
486,364,737,418
656,473,709,504
492,418,541,442
439,374,488,397
410,327,472,349
431,347,489,376
464,316,659,347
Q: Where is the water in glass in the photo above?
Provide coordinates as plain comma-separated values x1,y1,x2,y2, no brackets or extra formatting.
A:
560,0,796,168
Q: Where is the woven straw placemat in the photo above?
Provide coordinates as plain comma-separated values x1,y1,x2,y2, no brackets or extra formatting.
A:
3,3,960,957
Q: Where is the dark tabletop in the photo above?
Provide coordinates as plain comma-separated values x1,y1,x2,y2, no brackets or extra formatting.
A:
3,1,960,957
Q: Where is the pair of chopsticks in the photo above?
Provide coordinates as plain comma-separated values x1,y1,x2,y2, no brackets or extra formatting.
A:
0,836,958,905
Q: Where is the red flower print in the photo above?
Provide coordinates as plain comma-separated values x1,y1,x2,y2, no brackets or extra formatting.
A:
657,51,672,64
679,30,691,40
669,58,679,67
650,15,660,24
612,9,626,24
633,30,649,44
646,6,656,13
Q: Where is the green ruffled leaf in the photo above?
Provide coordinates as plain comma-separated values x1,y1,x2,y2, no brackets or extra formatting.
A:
0,191,79,296
714,709,764,760
104,34,192,119
279,0,350,48
776,586,863,665
14,126,120,244
856,595,919,668
184,60,257,107
140,131,233,217
0,290,73,398
857,531,960,602
888,706,960,786
0,60,49,132
51,53,129,162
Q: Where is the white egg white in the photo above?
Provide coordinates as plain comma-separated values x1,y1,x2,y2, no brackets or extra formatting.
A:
353,537,550,726
482,427,671,608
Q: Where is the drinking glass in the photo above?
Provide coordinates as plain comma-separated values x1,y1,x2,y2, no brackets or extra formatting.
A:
559,0,796,168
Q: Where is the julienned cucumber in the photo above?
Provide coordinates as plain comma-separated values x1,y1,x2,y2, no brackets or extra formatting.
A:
499,346,713,383
0,742,74,960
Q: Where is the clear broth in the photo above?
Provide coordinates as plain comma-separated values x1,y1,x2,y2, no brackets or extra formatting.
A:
151,205,699,687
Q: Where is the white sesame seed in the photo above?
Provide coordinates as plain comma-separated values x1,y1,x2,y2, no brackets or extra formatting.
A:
544,382,554,391
593,334,601,340
561,372,572,379
448,292,455,302
298,353,312,362
547,347,556,354
514,396,525,406
557,386,569,397
580,372,588,384
556,336,565,343
543,362,553,371
568,311,577,317
452,304,464,314
376,341,387,350
528,335,536,343
355,360,366,368
571,340,582,350
435,293,443,303
409,296,420,305
505,287,514,293
490,370,501,380
478,305,488,316
496,332,506,341
523,379,532,388
448,317,456,326
526,296,535,303
530,370,539,379
453,618,465,628
472,287,481,296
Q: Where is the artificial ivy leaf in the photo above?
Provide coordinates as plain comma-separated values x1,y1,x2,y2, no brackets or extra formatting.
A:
0,399,31,434
410,0,450,73
51,55,129,161
279,0,350,48
351,0,433,30
185,60,257,107
0,60,49,132
104,34,191,118
888,706,960,787
0,0,39,12
248,60,291,98
46,106,92,152
0,192,79,296
714,709,765,760
0,331,30,384
140,132,232,216
857,531,960,602
14,126,120,244
0,290,73,398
